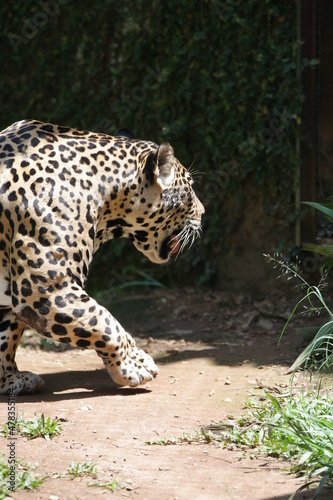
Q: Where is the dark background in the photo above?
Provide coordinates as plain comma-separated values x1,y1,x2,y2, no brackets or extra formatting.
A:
1,0,332,293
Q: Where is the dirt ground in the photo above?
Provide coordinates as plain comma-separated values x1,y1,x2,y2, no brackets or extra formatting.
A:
1,288,332,500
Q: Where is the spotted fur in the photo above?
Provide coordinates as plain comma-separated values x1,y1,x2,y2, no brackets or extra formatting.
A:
0,120,204,395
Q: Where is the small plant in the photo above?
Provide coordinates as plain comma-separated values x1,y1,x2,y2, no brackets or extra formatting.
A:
264,253,333,372
146,428,214,446
40,338,57,350
0,453,45,499
93,268,163,302
57,462,126,493
271,200,333,372
2,414,62,441
302,201,333,270
212,391,333,499
147,390,333,498
66,461,98,479
91,477,121,492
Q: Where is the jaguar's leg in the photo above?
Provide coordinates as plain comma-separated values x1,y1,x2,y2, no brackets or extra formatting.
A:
14,281,158,391
0,308,44,395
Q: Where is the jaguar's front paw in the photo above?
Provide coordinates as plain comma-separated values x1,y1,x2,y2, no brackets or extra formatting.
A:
103,341,158,388
129,344,159,379
0,370,45,395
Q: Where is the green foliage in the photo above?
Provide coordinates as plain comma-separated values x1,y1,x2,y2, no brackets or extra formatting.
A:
263,200,333,372
146,427,214,446
0,453,45,499
265,253,333,372
0,1,305,285
229,391,333,498
221,391,333,498
304,201,333,222
91,477,121,492
2,414,62,441
59,462,124,492
303,201,333,274
66,461,98,480
87,262,164,301
147,390,333,498
39,337,60,350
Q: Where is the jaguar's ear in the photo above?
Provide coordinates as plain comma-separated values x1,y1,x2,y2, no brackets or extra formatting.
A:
115,128,135,139
155,143,175,188
144,143,175,189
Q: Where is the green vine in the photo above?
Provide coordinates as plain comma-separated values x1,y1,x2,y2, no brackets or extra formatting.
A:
0,0,307,285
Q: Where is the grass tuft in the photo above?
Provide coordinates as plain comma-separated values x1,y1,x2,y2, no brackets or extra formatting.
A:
147,390,333,497
0,453,45,499
91,477,121,492
1,413,62,441
66,461,98,479
264,253,333,373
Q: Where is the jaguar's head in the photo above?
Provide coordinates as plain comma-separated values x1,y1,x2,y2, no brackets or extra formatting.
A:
131,142,204,264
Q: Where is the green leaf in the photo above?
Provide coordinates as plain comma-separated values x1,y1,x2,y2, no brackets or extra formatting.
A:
313,474,331,499
288,319,333,372
303,201,333,220
299,450,312,465
296,326,321,339
303,243,333,257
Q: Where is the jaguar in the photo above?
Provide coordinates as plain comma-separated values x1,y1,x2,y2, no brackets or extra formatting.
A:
0,119,204,395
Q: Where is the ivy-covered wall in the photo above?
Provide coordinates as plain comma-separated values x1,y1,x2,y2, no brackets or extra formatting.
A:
0,1,304,290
